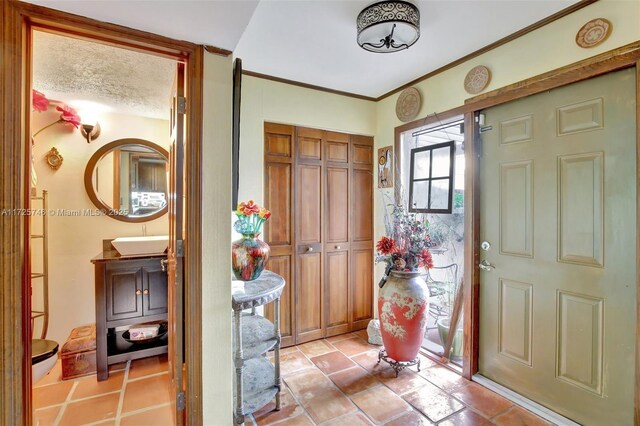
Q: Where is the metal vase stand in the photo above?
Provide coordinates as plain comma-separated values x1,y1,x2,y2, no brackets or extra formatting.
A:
377,348,421,377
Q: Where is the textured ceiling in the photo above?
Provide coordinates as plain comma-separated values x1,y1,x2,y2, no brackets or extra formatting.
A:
33,31,176,119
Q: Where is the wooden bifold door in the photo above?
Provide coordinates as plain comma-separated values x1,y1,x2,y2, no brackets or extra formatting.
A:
264,123,374,347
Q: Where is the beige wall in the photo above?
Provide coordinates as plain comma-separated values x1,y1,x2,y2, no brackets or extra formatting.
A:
373,0,640,287
237,75,377,210
201,52,233,425
30,109,170,345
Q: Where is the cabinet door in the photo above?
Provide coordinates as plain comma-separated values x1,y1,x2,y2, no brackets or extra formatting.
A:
106,265,144,322
296,127,323,343
264,123,296,347
143,263,168,316
350,135,374,330
325,250,349,336
324,138,350,336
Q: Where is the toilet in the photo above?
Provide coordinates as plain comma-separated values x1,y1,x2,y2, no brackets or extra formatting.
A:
32,339,59,384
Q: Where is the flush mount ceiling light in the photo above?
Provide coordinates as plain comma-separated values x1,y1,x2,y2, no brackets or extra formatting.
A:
357,1,420,53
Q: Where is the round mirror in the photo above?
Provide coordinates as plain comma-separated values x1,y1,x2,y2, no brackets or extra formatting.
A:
84,138,169,222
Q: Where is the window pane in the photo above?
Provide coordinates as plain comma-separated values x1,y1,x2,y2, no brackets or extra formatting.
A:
411,180,430,210
431,146,452,178
412,150,431,179
430,179,450,210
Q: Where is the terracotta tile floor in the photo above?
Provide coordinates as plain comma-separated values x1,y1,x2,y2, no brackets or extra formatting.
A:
251,333,551,426
33,354,171,426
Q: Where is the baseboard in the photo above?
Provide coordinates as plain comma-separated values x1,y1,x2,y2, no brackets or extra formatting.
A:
472,374,580,426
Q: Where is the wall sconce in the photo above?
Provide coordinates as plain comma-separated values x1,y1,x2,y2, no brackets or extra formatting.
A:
81,122,101,143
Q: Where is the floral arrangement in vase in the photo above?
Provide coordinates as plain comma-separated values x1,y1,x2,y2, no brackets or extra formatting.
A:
375,200,434,365
232,200,272,281
376,203,434,277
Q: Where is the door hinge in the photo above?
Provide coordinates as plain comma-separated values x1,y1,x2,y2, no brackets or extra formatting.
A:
177,239,185,258
177,391,186,411
177,96,187,114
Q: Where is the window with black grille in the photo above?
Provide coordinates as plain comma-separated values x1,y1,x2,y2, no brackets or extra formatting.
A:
408,140,455,213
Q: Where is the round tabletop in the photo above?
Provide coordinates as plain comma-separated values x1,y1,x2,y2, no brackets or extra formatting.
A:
232,270,285,311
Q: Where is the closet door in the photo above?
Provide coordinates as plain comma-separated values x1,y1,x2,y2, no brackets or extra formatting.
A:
295,127,324,344
350,135,374,330
324,132,350,337
264,123,296,347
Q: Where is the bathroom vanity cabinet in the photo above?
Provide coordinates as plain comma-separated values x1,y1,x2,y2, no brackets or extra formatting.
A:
92,251,168,381
232,271,285,425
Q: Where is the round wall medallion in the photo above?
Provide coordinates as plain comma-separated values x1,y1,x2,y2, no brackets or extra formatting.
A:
576,18,612,48
45,147,63,170
464,65,491,95
396,87,421,122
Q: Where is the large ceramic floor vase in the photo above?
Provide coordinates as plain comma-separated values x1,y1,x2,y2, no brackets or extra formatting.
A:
378,270,429,362
232,234,270,281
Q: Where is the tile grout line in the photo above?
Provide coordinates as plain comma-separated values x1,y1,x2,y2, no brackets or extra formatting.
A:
118,402,172,420
114,360,132,425
126,370,169,382
52,380,78,426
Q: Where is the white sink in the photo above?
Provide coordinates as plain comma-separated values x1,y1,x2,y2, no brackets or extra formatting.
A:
111,236,169,256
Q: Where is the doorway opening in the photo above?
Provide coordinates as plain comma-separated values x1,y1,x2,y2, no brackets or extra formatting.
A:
397,116,466,370
29,28,183,425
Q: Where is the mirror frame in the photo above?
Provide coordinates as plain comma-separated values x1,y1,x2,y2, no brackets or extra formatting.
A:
84,138,169,223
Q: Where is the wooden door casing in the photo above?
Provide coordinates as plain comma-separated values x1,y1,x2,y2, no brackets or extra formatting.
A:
168,62,186,425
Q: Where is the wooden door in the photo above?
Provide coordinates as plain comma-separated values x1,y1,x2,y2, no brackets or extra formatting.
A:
264,123,296,347
478,69,636,425
350,135,374,330
324,131,350,337
167,62,186,424
296,127,324,344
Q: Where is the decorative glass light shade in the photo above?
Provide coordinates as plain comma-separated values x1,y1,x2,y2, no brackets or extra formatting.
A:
357,1,420,53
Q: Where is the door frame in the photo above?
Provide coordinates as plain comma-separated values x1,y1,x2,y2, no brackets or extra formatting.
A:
394,41,640,420
1,1,224,423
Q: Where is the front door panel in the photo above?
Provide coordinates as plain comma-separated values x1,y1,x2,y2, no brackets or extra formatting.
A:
478,69,636,425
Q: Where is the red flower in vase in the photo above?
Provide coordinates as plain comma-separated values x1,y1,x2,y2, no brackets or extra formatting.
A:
376,236,397,255
419,248,434,269
56,105,81,128
239,199,260,216
32,90,50,112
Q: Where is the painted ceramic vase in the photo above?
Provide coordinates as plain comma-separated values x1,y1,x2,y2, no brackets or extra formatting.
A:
378,270,429,362
232,234,270,281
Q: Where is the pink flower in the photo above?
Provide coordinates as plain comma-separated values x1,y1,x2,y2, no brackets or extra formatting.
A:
32,90,49,112
56,104,81,128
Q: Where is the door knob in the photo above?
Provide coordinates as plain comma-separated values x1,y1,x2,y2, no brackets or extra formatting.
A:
307,247,314,252
135,289,142,295
481,241,491,251
160,259,168,272
143,289,149,295
335,245,341,250
479,260,495,271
